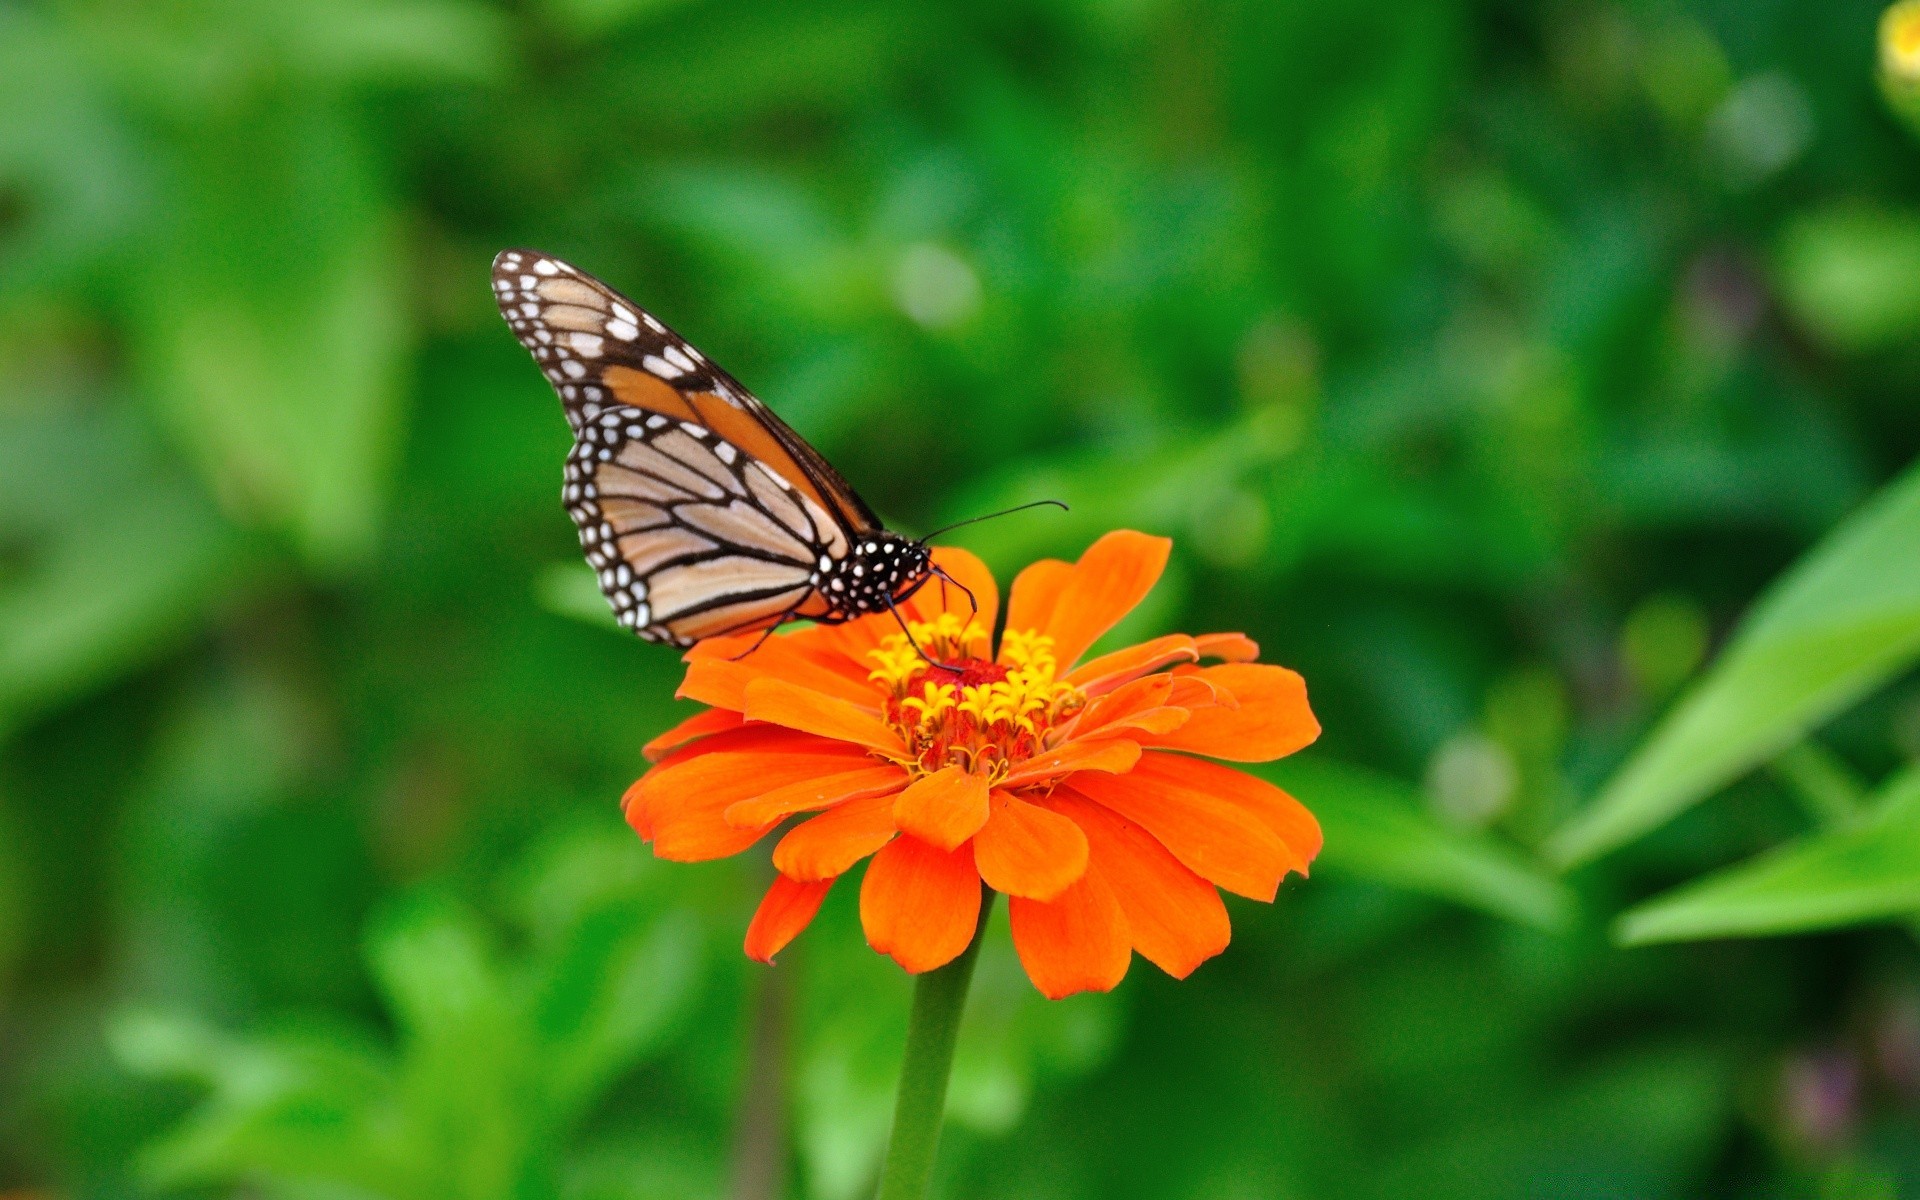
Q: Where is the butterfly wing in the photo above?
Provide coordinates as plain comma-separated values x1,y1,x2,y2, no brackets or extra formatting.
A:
491,249,879,646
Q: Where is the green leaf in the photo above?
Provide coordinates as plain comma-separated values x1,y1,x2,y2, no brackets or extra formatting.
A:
1551,460,1920,865
541,0,696,41
534,908,702,1123
1776,204,1920,351
130,99,407,568
1614,767,1920,946
365,892,511,1051
0,409,244,736
534,561,620,631
1264,758,1575,931
110,1010,414,1195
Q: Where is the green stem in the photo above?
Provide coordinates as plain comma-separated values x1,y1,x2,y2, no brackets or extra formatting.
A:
874,890,995,1200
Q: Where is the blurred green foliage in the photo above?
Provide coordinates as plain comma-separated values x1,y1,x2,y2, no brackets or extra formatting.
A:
4,0,1920,1196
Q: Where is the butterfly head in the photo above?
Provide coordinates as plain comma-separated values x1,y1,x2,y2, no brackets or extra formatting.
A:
822,533,933,618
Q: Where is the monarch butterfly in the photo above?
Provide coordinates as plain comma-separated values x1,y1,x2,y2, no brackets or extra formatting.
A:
493,249,1018,651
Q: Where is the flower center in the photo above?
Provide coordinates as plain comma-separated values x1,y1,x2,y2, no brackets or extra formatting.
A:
867,614,1085,782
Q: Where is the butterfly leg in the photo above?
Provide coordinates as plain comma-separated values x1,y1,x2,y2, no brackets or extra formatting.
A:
885,595,964,672
725,597,813,662
930,565,979,628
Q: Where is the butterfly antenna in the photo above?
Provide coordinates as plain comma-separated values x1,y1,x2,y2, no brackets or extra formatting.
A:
918,499,1068,543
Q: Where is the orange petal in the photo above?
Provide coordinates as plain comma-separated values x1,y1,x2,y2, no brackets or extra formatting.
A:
642,723,840,776
891,765,991,852
1064,770,1289,901
1133,752,1321,871
643,707,745,761
742,677,907,758
804,609,896,665
1008,871,1131,999
1074,676,1192,739
1003,558,1073,637
744,875,832,963
1064,634,1199,694
974,792,1089,901
680,639,881,713
1045,791,1229,978
774,792,899,881
997,738,1140,789
1139,663,1318,763
1101,707,1190,736
1166,673,1234,710
630,735,868,858
1195,632,1259,662
1077,674,1170,722
903,546,1001,639
860,835,983,973
723,764,907,828
782,630,887,688
1038,531,1172,668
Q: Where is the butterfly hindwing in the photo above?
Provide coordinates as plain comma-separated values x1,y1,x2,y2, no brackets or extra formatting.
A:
565,409,839,645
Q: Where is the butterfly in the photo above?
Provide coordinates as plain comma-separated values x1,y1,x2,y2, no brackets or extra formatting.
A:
491,249,942,649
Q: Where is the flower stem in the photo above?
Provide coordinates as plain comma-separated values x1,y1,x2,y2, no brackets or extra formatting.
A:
874,890,995,1200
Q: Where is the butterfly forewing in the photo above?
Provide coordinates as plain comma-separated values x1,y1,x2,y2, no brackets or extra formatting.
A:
492,248,872,646
493,249,936,646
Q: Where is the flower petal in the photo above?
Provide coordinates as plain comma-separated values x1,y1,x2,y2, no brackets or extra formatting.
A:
723,764,907,828
642,723,838,776
1195,632,1259,662
997,737,1140,789
1008,871,1130,999
891,765,991,852
1074,676,1193,738
1139,663,1318,762
681,639,880,713
1003,558,1073,638
1064,634,1199,694
630,733,867,858
860,835,983,973
1045,791,1229,978
643,707,744,761
774,792,899,881
1040,531,1172,668
904,546,1001,638
744,875,832,963
974,791,1089,900
1099,707,1190,736
1064,770,1290,901
1132,752,1321,871
743,677,908,757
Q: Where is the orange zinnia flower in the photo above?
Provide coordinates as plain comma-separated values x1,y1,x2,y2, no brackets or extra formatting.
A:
625,530,1322,998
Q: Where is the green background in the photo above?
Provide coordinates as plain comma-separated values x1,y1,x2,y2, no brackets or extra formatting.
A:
4,0,1920,1196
